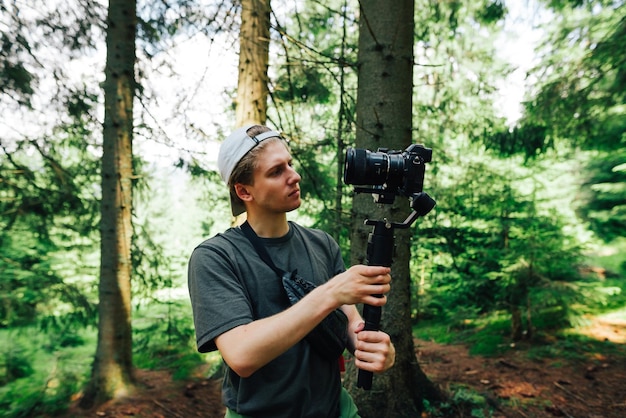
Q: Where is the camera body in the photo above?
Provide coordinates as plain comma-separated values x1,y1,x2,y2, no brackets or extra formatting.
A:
343,144,432,204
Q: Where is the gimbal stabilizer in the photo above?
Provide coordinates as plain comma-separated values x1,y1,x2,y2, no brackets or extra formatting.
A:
343,144,436,390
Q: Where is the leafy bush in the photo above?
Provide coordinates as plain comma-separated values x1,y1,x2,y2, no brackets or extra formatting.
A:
0,368,81,418
133,300,208,380
423,384,493,417
0,350,33,386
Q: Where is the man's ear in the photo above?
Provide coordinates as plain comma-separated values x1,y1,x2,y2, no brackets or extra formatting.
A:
234,183,253,202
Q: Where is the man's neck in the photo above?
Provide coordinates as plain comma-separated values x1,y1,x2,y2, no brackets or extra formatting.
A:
246,213,290,238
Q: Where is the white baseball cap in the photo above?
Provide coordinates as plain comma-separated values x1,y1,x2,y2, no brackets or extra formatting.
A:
218,125,282,216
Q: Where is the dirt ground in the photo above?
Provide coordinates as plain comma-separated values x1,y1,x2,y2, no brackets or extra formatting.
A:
62,318,626,418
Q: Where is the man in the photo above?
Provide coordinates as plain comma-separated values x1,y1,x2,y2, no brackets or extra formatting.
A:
188,125,395,417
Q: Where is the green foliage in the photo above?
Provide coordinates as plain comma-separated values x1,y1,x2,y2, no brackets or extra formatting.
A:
416,306,626,375
526,331,626,364
413,0,509,152
415,268,626,354
466,329,509,358
584,240,626,304
133,300,207,380
0,368,80,418
0,371,80,418
413,320,459,344
0,118,100,330
0,298,214,417
274,66,332,103
136,0,232,56
483,124,552,160
0,0,106,114
575,149,626,242
414,315,511,357
409,0,553,340
0,349,33,386
0,60,34,106
132,217,178,301
0,327,94,418
523,1,626,152
476,0,507,25
424,384,492,418
412,146,594,341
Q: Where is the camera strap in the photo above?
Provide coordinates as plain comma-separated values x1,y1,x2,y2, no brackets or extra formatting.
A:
239,220,349,361
240,221,288,278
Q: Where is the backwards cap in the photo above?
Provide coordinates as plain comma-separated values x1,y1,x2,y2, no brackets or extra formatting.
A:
217,125,282,216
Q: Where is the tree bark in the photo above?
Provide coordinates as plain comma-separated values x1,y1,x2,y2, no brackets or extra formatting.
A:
231,0,271,226
80,0,136,408
236,0,270,126
344,0,443,416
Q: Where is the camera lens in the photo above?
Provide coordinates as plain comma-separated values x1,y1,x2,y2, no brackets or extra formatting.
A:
343,148,390,185
343,144,434,202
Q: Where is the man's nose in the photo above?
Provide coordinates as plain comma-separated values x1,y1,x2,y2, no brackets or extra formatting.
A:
288,166,301,183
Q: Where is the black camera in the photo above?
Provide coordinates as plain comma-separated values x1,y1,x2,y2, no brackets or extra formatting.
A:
343,144,432,204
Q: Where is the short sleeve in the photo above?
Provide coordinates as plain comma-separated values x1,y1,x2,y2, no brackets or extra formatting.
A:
188,243,254,353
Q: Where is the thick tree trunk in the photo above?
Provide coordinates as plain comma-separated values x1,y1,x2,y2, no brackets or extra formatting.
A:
80,0,136,408
235,0,270,126
344,0,443,416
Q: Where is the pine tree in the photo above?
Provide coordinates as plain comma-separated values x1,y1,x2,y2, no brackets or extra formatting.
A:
80,0,137,407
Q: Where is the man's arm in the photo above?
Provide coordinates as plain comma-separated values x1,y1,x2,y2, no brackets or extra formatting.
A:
215,264,391,377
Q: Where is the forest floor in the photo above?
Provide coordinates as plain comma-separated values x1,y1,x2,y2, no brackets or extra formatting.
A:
61,317,626,418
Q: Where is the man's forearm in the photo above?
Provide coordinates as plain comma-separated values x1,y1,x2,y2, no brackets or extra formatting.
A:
215,284,339,377
341,304,363,354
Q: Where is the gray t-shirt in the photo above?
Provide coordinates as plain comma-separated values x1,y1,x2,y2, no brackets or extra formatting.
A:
188,221,346,418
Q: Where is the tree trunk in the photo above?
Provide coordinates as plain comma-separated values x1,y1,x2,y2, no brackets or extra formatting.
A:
80,0,136,408
235,0,270,126
232,0,271,226
344,1,443,416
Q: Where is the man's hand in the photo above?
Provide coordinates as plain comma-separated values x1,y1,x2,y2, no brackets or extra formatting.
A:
324,265,391,308
353,322,395,373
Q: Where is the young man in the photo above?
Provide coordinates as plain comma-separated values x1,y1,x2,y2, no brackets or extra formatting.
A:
188,125,395,418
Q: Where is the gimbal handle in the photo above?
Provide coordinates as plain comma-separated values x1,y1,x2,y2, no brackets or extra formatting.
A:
356,219,394,390
356,192,435,390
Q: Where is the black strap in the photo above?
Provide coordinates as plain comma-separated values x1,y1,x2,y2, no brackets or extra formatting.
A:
240,221,287,277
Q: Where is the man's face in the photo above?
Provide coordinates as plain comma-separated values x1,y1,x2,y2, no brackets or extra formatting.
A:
244,140,302,215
